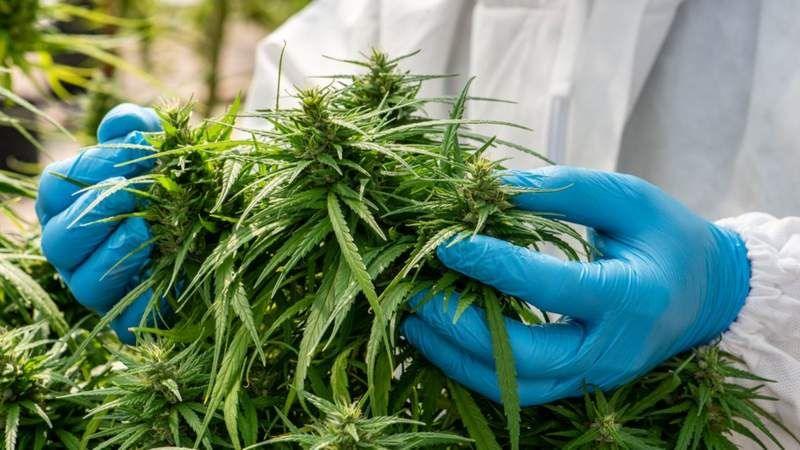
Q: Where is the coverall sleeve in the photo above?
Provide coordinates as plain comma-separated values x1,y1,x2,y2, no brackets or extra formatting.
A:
717,213,800,446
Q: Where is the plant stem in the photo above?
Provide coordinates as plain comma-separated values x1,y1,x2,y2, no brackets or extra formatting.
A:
202,0,228,117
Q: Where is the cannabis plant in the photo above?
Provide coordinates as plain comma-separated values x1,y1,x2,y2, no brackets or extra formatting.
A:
64,49,796,450
256,393,469,449
65,342,230,449
0,171,114,450
0,322,96,450
0,170,69,334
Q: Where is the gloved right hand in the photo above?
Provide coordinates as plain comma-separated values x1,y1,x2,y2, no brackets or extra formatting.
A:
37,103,161,344
402,166,751,406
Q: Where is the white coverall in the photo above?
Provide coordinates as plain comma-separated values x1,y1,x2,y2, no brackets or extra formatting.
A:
243,1,800,447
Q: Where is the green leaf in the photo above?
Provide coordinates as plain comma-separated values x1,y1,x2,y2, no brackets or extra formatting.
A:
331,347,353,404
4,404,20,450
293,258,340,396
484,288,520,450
626,372,682,418
366,282,411,413
224,383,241,450
211,159,243,213
372,349,392,416
54,430,82,450
675,406,700,450
0,258,68,335
448,381,502,450
339,193,386,240
178,403,209,448
20,400,51,428
230,281,264,363
238,393,259,447
327,191,382,316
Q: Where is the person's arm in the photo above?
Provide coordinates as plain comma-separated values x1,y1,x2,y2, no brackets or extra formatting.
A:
716,213,800,438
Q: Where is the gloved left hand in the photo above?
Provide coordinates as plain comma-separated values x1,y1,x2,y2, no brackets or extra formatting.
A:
37,104,162,344
402,166,751,406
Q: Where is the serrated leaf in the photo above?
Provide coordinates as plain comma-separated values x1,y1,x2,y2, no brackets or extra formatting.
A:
327,191,382,316
224,383,241,450
484,288,520,450
331,347,353,404
449,381,502,450
4,404,20,450
230,281,264,363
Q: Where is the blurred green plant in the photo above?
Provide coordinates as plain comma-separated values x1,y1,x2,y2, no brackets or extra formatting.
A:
78,72,124,143
192,0,310,116
0,0,148,98
238,0,310,30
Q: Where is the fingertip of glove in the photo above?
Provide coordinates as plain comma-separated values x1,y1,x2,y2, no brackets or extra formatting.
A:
122,217,152,242
436,235,490,269
35,198,50,226
399,316,423,342
123,129,146,146
36,159,78,225
500,166,567,187
111,322,137,345
110,291,151,345
97,103,161,143
500,169,541,187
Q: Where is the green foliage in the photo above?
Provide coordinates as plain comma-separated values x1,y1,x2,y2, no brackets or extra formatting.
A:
0,170,36,223
256,393,470,449
65,342,225,449
237,0,310,29
0,322,97,450
529,346,798,450
0,49,794,450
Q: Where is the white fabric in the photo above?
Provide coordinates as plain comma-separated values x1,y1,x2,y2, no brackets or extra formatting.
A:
243,0,800,445
718,213,800,449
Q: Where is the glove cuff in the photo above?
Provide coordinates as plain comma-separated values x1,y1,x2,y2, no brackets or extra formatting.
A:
715,213,798,341
708,223,751,337
715,212,800,430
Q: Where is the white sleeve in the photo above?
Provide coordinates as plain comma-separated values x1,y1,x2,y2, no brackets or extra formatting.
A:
716,212,800,446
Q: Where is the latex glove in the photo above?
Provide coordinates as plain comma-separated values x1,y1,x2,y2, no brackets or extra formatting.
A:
402,166,750,406
37,103,161,344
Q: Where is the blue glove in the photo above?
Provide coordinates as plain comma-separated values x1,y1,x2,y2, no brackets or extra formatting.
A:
401,166,750,406
37,103,162,344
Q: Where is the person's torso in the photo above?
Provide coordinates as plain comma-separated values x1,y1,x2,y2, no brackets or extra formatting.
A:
372,0,800,220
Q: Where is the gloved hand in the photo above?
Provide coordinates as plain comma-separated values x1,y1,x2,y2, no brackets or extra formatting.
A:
37,103,161,344
402,166,751,406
